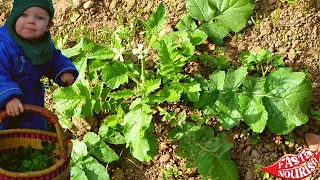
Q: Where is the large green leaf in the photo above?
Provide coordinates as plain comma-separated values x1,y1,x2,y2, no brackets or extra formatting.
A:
99,125,126,144
102,61,129,89
186,0,214,21
202,21,229,46
239,77,268,133
83,132,119,163
146,2,167,31
154,37,189,77
61,38,86,57
122,100,155,161
73,53,88,84
210,0,254,32
190,29,208,46
263,68,312,134
177,125,238,179
143,79,161,95
71,140,111,180
223,66,247,91
82,156,110,180
108,89,135,100
71,166,88,180
71,140,88,165
176,14,197,32
208,70,226,91
216,91,242,129
185,81,201,102
53,84,85,117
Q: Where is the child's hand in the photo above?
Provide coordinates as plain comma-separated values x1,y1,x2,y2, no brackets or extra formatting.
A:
6,98,24,117
61,72,75,86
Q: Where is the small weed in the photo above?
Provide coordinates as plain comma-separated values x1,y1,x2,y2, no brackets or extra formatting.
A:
162,166,183,180
242,128,262,145
254,164,270,179
283,133,295,146
250,16,262,30
272,7,280,27
309,108,320,120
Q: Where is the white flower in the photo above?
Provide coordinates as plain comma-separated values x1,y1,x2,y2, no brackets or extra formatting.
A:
113,47,125,62
132,44,148,59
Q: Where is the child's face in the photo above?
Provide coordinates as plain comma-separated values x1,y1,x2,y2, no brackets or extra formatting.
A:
15,6,52,41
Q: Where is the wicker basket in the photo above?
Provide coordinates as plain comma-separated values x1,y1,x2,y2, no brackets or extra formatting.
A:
0,104,72,180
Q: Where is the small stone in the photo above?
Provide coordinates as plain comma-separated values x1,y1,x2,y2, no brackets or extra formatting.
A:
153,155,160,162
288,49,297,61
83,0,94,9
251,149,260,159
270,152,278,159
244,145,253,155
269,0,277,4
275,40,282,48
292,40,299,48
208,44,216,51
244,170,254,180
260,29,269,36
72,0,82,8
110,0,117,12
265,144,274,151
250,46,262,54
124,0,135,11
238,42,247,51
159,153,171,163
185,167,198,177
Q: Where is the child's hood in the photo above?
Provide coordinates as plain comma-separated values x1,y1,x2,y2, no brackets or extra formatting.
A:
7,0,54,22
4,0,55,65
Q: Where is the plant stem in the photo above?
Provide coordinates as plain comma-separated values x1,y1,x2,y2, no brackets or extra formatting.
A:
141,58,146,93
128,73,140,85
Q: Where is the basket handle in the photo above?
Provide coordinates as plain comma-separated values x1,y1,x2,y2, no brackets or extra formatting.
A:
0,104,69,158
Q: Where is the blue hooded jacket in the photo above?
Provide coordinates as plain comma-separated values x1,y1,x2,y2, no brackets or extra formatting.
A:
0,26,78,129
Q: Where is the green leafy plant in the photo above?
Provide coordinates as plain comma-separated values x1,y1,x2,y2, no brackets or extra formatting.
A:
169,123,239,179
240,49,285,76
162,166,183,179
195,67,312,134
71,132,119,180
0,141,56,172
51,1,314,180
184,0,254,46
242,128,262,145
309,108,320,121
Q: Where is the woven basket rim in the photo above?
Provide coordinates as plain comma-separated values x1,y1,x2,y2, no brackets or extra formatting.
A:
0,128,58,137
0,129,72,178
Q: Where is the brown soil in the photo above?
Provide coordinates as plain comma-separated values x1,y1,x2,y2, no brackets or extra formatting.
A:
1,0,320,179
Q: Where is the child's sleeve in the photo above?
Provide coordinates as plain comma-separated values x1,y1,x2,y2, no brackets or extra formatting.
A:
0,42,24,109
46,43,79,87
